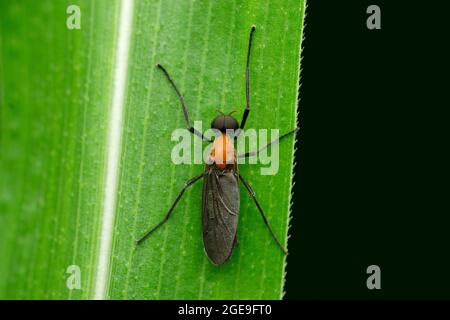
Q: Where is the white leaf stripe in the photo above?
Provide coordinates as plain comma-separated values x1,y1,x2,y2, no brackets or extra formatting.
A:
93,0,134,300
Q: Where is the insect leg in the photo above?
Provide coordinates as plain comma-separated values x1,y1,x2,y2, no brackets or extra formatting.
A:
239,174,288,255
239,25,256,130
156,64,211,142
238,127,299,159
136,173,204,245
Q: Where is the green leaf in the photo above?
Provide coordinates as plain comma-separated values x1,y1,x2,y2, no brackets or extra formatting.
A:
0,0,305,299
0,0,120,299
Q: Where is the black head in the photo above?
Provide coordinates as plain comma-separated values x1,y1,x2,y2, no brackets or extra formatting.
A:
211,111,239,133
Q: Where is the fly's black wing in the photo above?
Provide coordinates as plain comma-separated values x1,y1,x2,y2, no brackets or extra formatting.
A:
202,165,240,265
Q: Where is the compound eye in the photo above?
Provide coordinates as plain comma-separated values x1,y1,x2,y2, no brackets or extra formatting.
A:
211,115,239,133
211,116,224,131
223,116,239,131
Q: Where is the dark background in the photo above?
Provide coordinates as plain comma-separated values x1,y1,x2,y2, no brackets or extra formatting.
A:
286,0,450,299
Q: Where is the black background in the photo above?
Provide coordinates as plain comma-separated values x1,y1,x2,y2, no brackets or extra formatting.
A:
286,0,450,299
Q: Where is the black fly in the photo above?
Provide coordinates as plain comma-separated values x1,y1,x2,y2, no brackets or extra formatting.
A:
137,26,298,265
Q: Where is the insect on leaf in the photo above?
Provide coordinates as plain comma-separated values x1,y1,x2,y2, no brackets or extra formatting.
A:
0,0,306,299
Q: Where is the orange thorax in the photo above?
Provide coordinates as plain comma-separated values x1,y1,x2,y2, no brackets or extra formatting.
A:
210,133,235,170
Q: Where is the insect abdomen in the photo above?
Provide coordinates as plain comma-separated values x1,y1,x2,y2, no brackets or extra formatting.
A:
202,165,240,265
